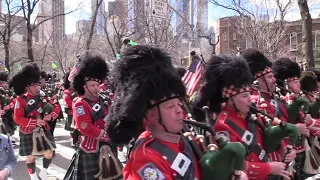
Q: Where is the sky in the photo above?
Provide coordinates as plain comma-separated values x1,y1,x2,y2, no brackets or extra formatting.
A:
7,0,318,35
207,0,320,29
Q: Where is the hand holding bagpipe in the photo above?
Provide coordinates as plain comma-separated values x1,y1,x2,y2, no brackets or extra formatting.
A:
275,86,310,123
99,91,114,106
249,105,299,153
41,98,55,121
249,107,298,179
183,106,247,180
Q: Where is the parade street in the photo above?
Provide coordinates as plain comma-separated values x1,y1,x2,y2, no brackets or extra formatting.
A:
11,119,74,180
10,100,127,180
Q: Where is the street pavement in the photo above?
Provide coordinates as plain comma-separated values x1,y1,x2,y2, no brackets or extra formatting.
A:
11,119,74,180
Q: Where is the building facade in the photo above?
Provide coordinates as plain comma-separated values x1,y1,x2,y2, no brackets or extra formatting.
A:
216,16,320,62
91,0,106,35
38,0,65,45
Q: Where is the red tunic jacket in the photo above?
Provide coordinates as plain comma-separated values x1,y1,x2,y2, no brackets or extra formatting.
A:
124,129,201,180
14,93,61,134
252,91,286,162
73,96,109,153
215,106,271,180
63,89,75,115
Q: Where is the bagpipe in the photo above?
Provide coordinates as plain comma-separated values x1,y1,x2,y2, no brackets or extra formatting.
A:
93,90,122,180
255,79,320,176
99,90,114,107
251,82,301,179
31,95,56,155
0,89,11,135
249,105,299,153
183,106,246,180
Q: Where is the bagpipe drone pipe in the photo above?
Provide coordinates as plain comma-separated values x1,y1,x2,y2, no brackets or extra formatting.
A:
183,106,246,180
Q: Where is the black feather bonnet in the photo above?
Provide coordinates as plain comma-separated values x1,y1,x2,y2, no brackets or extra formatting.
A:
241,48,272,79
272,57,301,88
10,63,40,96
107,45,186,145
73,54,109,95
300,71,318,92
192,55,253,121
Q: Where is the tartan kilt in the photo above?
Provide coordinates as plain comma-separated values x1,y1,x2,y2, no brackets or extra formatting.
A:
72,150,100,180
1,119,15,136
3,113,17,136
67,145,122,180
64,114,74,131
19,129,56,156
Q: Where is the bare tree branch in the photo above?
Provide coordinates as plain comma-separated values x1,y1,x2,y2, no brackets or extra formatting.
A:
85,0,103,53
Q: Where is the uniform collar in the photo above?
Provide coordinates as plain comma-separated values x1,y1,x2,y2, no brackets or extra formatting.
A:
149,128,181,144
222,105,247,120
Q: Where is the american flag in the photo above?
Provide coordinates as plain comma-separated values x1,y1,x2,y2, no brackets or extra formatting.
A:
182,57,205,97
68,59,81,82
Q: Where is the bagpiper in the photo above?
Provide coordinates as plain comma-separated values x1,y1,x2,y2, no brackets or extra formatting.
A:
40,71,63,135
192,54,295,179
62,71,77,146
107,45,249,180
106,45,202,179
272,58,320,179
299,71,320,177
11,63,60,180
0,72,16,141
64,55,122,180
241,49,297,165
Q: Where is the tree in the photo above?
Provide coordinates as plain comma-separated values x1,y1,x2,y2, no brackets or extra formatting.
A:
97,0,190,63
135,0,190,61
48,33,87,75
85,0,103,54
298,0,315,68
209,0,293,58
0,0,23,73
20,0,76,62
101,2,136,58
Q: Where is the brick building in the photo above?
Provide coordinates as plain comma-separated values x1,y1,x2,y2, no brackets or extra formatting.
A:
216,16,320,62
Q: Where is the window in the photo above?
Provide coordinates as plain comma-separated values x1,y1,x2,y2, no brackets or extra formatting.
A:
222,32,227,41
232,33,237,40
246,38,252,48
290,32,298,51
316,31,320,48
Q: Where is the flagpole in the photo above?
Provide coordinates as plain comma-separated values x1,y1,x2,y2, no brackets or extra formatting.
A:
199,54,207,66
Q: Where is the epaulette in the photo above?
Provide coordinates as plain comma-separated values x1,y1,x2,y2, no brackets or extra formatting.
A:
217,111,228,124
130,131,155,159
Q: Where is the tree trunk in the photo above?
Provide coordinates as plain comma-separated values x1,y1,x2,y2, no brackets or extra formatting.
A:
27,22,34,62
298,0,315,68
85,0,103,54
4,40,10,73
